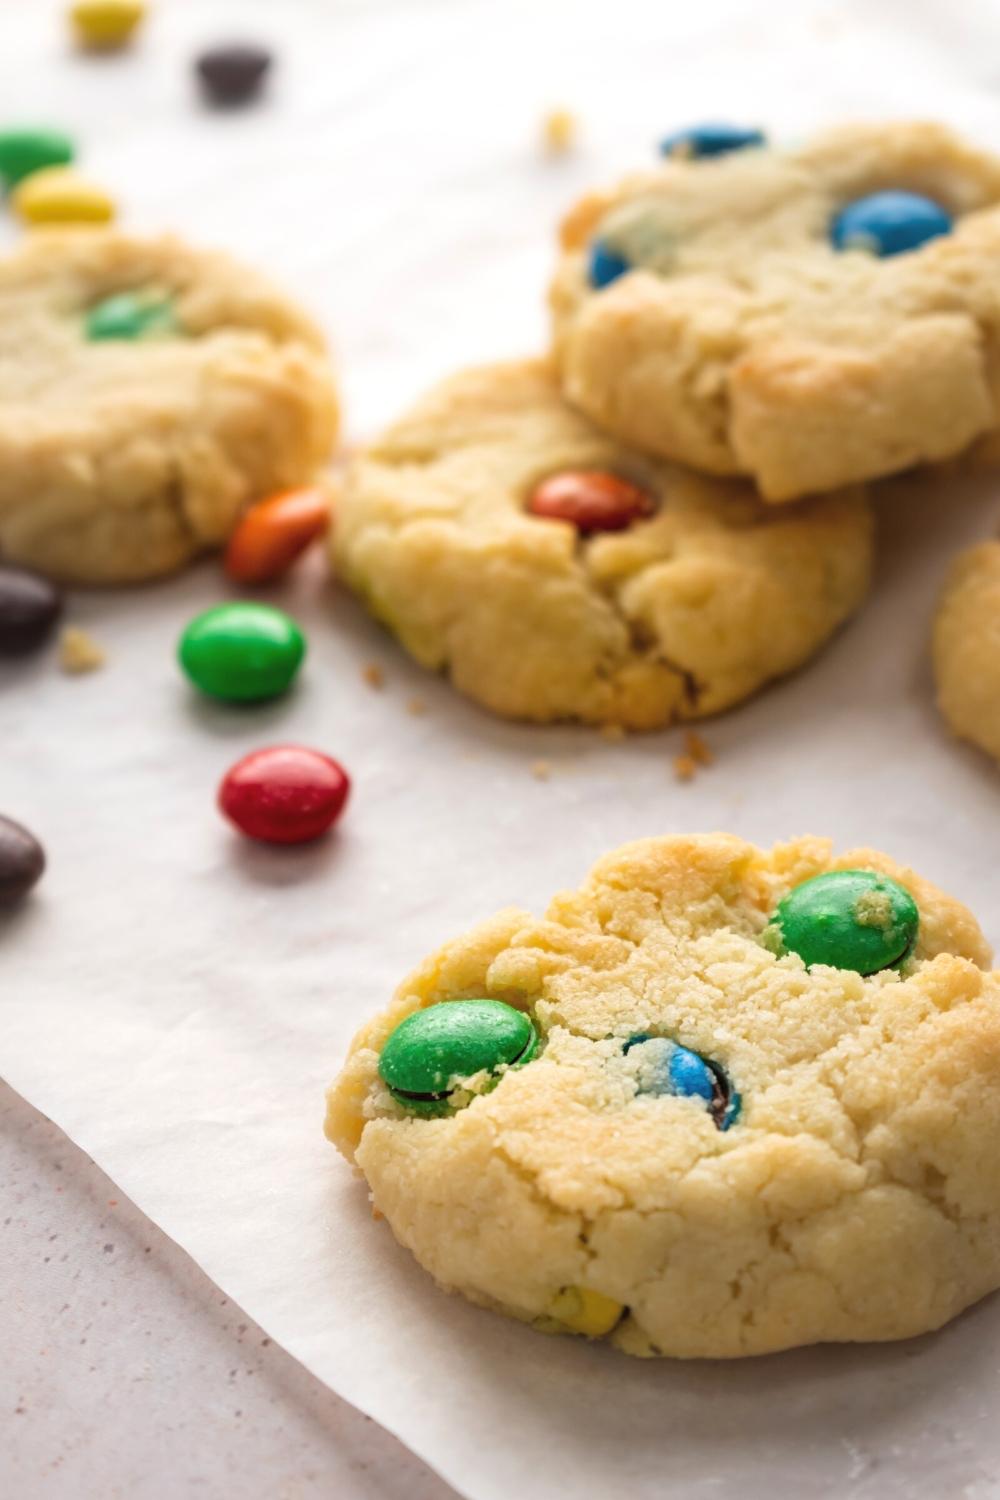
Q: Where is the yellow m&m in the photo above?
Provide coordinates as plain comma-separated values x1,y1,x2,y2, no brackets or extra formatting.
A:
70,0,146,50
11,167,115,227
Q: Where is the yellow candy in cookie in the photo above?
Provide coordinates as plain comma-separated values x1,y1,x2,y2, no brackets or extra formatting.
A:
12,167,115,226
551,121,1000,500
327,833,1000,1359
333,358,872,730
0,230,337,583
547,1287,624,1337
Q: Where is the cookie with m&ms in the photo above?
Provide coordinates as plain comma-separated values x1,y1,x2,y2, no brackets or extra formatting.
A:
326,833,1000,1358
0,230,337,582
332,359,872,729
552,121,1000,500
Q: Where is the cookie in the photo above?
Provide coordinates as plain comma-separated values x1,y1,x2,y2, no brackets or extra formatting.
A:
332,359,872,729
326,833,1000,1359
933,539,1000,764
0,231,338,582
551,121,1000,501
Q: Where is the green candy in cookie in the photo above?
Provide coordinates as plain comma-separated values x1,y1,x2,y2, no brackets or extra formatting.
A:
379,999,538,1114
772,869,919,975
85,290,177,341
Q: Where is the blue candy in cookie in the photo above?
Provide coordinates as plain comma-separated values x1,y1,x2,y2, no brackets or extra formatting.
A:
623,1033,739,1130
659,122,765,160
588,237,630,289
830,190,952,257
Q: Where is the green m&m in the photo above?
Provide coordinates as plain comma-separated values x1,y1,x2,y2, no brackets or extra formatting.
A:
379,999,539,1115
0,128,74,188
85,290,177,342
178,601,305,702
772,869,919,975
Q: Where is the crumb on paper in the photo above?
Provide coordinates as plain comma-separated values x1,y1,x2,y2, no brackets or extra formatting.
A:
531,759,551,781
599,722,626,742
673,753,697,782
58,625,105,674
406,695,427,716
673,731,714,782
362,662,385,690
542,107,578,154
683,730,714,766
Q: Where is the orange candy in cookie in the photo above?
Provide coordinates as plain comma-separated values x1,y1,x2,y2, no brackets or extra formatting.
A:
224,487,331,584
527,470,654,533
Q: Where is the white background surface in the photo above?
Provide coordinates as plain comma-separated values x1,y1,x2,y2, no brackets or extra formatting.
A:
2,1079,456,1499
8,1,1000,1497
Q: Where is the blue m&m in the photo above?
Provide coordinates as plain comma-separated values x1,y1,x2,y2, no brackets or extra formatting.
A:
588,238,630,289
830,190,952,258
660,122,765,160
624,1035,739,1130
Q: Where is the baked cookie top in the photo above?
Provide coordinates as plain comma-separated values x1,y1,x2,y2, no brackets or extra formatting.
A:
934,539,1000,765
327,834,1000,1359
333,359,871,729
0,230,338,582
552,121,1000,500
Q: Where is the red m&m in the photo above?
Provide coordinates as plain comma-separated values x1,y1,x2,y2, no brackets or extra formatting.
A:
218,745,350,845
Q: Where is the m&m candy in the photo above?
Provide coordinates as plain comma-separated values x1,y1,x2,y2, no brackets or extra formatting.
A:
830,191,952,258
528,470,654,533
772,869,919,974
0,565,63,655
0,815,46,905
378,1000,539,1115
660,122,766,160
224,487,331,585
218,745,350,844
0,128,74,188
70,0,146,50
85,290,176,341
195,43,272,105
588,238,630,289
178,601,305,702
624,1034,739,1130
12,167,115,226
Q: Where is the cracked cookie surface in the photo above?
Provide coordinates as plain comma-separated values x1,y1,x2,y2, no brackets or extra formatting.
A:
0,230,338,582
551,121,1000,500
326,833,1000,1359
331,359,871,729
933,539,1000,764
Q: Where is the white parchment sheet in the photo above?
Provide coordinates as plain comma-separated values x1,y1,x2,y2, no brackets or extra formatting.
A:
8,1,1000,1495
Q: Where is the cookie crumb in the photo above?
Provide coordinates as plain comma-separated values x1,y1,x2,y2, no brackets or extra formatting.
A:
406,696,427,716
599,723,627,742
672,753,697,782
362,662,385,690
531,759,552,781
58,626,105,674
542,108,578,155
683,730,714,767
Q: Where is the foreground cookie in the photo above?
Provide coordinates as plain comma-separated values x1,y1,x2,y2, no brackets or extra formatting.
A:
332,360,871,729
327,834,1000,1359
0,231,337,582
552,121,1000,500
933,539,1000,764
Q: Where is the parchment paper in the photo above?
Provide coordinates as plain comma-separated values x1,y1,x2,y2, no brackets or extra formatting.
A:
7,1,1000,1495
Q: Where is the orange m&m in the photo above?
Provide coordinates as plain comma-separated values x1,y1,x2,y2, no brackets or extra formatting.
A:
224,487,331,584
